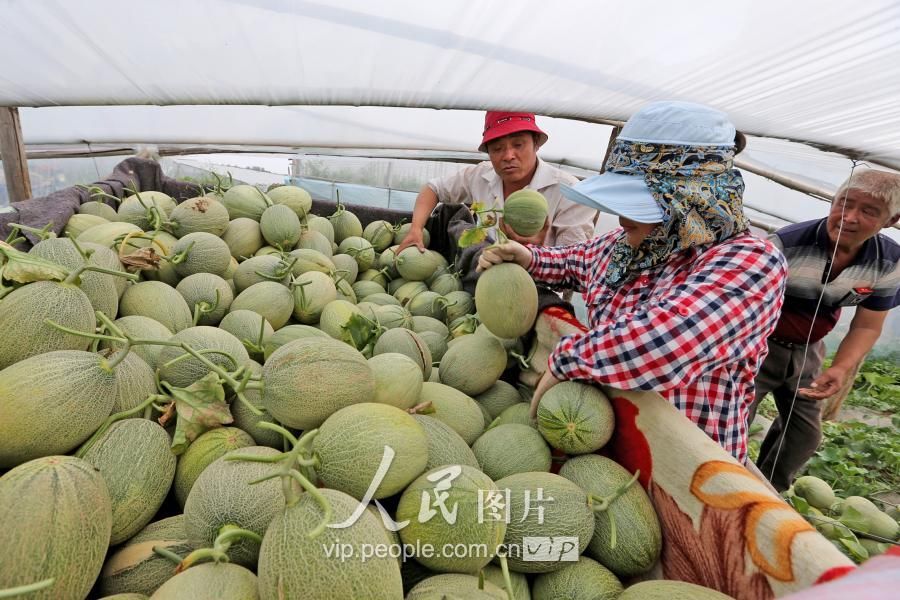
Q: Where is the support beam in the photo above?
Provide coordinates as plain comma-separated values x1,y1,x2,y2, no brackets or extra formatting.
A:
0,107,32,203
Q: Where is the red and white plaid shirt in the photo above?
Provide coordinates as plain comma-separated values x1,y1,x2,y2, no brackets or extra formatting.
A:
529,230,787,463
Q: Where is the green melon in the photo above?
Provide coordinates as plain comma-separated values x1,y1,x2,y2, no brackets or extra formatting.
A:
559,455,661,577
175,272,234,326
393,224,431,248
837,496,899,540
157,326,249,388
98,593,150,600
373,328,432,379
262,337,375,429
363,220,396,252
100,515,194,597
419,330,449,364
296,229,334,257
102,315,173,369
65,212,110,238
29,237,125,318
369,353,424,410
288,248,336,276
328,205,364,243
338,236,376,271
330,252,359,282
168,196,230,238
0,351,117,468
417,382,485,445
232,255,290,293
0,456,112,600
476,381,524,420
393,280,429,306
117,192,176,230
473,424,552,480
318,299,365,343
475,262,538,339
76,221,143,251
412,415,479,471
481,565,531,600
428,272,463,296
352,279,386,300
292,270,338,324
229,281,294,329
230,400,285,449
120,281,193,332
268,185,312,218
173,426,256,507
378,245,401,278
306,214,336,244
0,281,94,369
333,276,357,304
260,204,302,249
314,403,428,500
408,290,448,321
365,292,402,307
531,556,622,600
184,447,286,568
375,304,414,330
792,476,836,511
218,309,273,362
135,231,181,287
537,382,615,454
411,315,450,338
387,276,408,295
110,351,158,413
406,574,505,600
478,402,493,428
444,290,476,324
78,200,118,220
171,231,231,278
617,580,736,599
222,184,271,221
82,419,176,545
503,189,549,237
395,248,446,282
439,334,507,396
222,218,265,259
398,465,506,573
490,403,536,430
257,487,403,600
149,562,259,600
496,472,595,573
262,324,329,360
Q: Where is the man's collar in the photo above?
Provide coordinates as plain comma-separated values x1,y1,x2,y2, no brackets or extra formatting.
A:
481,158,555,192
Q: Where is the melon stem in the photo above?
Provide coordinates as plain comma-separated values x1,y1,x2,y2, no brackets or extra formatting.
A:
6,222,56,241
588,469,641,551
152,545,185,565
167,240,195,265
74,394,160,459
63,263,140,286
0,578,55,598
497,554,515,600
287,470,332,537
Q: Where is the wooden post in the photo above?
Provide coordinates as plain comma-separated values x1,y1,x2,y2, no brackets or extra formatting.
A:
0,107,32,203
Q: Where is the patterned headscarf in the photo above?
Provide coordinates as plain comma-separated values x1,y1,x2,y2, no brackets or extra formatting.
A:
603,139,749,288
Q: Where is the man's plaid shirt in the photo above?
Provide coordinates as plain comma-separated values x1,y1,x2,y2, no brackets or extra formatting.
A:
529,230,787,463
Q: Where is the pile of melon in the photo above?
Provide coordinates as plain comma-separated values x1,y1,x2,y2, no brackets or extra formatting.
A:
0,183,735,600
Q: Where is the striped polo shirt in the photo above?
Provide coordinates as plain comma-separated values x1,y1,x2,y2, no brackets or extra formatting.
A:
769,218,900,344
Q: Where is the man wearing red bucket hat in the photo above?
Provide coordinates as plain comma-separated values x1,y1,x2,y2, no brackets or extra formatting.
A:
396,111,598,252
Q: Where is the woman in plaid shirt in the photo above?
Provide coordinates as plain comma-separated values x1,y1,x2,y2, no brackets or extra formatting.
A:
479,101,787,463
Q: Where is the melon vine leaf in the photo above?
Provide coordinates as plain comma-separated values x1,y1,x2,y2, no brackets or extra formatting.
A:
458,227,487,249
166,373,234,455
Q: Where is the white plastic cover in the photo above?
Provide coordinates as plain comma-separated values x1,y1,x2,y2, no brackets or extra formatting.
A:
3,0,900,170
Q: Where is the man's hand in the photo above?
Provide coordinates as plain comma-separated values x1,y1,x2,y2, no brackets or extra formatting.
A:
798,365,849,400
500,217,549,246
529,369,564,419
476,241,532,272
396,227,427,254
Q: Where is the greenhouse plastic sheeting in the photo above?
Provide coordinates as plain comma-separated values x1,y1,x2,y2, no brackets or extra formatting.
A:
2,0,899,170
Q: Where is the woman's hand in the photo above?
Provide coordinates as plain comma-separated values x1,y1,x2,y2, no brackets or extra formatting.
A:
476,241,532,272
529,369,564,419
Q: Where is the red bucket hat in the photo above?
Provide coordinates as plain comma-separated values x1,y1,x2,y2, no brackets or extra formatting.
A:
479,111,548,152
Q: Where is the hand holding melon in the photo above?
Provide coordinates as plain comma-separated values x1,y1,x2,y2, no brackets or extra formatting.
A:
476,240,532,272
